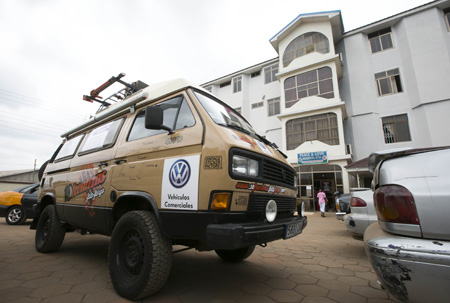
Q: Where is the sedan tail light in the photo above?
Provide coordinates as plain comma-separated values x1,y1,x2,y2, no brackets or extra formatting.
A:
350,197,367,207
374,185,420,225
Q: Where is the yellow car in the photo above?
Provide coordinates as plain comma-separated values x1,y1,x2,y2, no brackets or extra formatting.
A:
0,183,39,225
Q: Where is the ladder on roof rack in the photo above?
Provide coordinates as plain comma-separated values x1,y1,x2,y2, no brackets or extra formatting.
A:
83,73,148,113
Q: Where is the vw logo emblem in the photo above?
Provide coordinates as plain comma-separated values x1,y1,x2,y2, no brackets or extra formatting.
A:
169,159,191,188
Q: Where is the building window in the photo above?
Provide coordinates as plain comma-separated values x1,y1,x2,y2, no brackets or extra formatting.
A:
382,114,411,144
284,67,334,108
286,113,339,150
283,32,329,67
264,63,278,84
368,28,394,54
219,81,231,88
204,86,212,93
444,8,450,31
251,71,261,78
251,101,264,109
233,76,242,93
267,98,280,116
375,68,403,97
234,107,242,114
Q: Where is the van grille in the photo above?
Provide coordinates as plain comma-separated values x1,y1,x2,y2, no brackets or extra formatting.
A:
248,194,296,218
230,148,296,188
262,160,296,187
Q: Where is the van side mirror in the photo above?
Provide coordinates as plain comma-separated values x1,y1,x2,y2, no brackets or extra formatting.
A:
144,106,174,134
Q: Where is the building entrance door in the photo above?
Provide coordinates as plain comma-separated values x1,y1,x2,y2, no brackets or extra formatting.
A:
314,173,335,212
297,164,343,212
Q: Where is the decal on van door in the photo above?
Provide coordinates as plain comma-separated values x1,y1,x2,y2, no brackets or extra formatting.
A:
64,170,107,216
161,155,200,210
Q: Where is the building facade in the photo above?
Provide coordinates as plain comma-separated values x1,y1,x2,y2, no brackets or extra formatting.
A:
202,0,450,210
0,170,39,192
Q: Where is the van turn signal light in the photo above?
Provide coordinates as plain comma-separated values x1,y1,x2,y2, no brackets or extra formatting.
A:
211,193,231,210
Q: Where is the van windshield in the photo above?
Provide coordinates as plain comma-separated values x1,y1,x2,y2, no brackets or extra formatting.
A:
194,91,256,136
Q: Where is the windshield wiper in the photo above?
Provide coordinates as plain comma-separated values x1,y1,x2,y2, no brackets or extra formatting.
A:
255,133,288,159
219,123,288,159
218,123,251,135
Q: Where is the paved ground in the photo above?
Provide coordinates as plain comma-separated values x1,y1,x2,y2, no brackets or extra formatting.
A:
0,212,399,303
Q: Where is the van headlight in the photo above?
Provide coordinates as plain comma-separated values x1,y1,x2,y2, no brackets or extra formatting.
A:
232,155,259,177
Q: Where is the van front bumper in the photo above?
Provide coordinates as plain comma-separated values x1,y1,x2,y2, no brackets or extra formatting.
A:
364,223,450,303
206,215,307,249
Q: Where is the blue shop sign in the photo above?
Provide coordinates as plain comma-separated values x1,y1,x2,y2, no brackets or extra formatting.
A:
297,151,328,165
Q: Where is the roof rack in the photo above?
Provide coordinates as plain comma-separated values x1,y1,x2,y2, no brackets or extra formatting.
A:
83,73,148,113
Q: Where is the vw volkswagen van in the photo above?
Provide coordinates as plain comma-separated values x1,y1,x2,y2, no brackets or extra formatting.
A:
33,75,307,300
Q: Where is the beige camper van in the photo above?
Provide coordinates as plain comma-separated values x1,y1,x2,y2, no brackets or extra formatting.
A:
32,74,307,300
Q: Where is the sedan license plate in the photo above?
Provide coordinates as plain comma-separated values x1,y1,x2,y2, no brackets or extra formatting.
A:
284,222,302,239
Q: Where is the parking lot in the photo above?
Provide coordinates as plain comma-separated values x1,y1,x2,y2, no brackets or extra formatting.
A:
0,212,399,303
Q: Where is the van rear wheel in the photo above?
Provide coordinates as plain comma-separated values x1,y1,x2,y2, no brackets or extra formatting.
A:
109,211,173,300
215,246,255,262
35,205,66,252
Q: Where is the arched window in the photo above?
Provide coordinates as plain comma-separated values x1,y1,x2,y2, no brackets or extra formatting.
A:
286,113,339,150
283,32,329,67
284,67,334,108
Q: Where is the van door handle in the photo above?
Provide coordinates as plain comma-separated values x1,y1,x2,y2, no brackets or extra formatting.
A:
114,159,127,165
98,162,108,167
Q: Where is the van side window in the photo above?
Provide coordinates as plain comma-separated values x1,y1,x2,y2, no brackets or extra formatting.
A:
79,118,125,154
128,96,195,141
54,135,83,162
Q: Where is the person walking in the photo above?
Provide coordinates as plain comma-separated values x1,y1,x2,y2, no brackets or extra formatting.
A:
317,189,327,217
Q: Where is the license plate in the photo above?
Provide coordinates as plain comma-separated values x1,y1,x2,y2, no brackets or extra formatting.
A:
284,222,302,239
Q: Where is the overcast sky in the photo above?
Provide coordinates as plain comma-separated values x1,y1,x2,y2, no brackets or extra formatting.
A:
0,0,432,172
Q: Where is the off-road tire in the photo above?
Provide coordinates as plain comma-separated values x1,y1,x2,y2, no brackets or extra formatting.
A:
35,205,66,252
108,211,173,300
5,205,27,225
215,245,256,262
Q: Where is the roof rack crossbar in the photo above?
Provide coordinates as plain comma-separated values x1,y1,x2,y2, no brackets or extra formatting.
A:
83,73,149,113
83,73,137,104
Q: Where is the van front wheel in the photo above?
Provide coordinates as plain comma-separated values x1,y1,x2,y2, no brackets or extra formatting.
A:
35,205,66,252
109,211,173,300
215,246,255,262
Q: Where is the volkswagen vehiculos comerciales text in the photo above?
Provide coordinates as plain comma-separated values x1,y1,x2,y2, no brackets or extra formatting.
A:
31,74,307,300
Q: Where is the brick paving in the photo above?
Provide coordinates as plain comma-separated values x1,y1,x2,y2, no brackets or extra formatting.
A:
0,212,399,303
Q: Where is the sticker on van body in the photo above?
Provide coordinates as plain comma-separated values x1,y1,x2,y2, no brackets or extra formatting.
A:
255,139,273,156
235,181,285,194
161,155,200,210
204,156,222,169
64,170,107,217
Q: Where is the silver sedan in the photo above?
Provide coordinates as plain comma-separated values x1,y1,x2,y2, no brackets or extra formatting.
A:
343,188,377,238
364,147,450,303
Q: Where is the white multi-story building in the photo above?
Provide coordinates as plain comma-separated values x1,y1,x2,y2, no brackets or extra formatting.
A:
202,0,450,210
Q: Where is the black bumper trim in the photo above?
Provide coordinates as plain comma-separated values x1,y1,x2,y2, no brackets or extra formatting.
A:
0,205,8,217
206,215,307,249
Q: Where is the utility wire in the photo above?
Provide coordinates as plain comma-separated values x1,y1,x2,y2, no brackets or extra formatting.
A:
0,122,60,137
0,88,88,115
0,92,89,119
0,113,68,133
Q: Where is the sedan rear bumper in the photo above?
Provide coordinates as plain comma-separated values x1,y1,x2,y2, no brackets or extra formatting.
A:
364,223,450,303
335,212,346,221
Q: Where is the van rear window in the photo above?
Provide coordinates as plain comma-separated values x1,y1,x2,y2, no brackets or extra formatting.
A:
54,135,83,162
79,118,124,154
